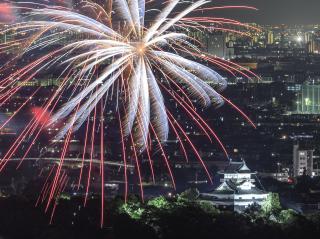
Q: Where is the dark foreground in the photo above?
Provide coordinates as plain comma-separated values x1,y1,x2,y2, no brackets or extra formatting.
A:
0,193,319,239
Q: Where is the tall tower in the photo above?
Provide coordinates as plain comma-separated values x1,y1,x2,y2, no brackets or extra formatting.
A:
305,32,316,53
267,31,274,45
293,144,314,177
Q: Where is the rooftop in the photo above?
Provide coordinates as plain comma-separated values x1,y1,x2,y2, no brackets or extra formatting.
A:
219,160,253,174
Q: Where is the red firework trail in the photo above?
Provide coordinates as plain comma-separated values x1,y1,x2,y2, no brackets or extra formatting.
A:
219,94,257,129
166,110,213,184
130,133,144,202
100,100,105,228
150,123,176,190
84,103,98,206
0,3,15,23
167,115,189,163
36,164,57,207
0,0,261,225
16,93,64,170
118,112,128,203
158,80,229,158
77,117,90,189
0,86,41,130
136,107,156,183
13,72,73,171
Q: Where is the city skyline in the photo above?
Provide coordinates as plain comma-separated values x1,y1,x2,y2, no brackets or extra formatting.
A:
1,1,320,238
210,0,320,25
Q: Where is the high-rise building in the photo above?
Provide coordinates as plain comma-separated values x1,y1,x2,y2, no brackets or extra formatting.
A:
293,144,314,177
307,38,316,53
305,32,312,43
267,31,274,45
304,32,320,53
206,32,227,58
185,30,232,58
0,32,9,44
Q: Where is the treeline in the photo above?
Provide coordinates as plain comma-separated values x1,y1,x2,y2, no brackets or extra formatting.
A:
0,192,320,239
114,192,320,239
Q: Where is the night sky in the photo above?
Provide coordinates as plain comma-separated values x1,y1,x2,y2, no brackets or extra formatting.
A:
211,0,320,24
6,0,320,24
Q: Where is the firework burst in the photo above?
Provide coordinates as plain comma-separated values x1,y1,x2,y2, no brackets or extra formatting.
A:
0,0,259,226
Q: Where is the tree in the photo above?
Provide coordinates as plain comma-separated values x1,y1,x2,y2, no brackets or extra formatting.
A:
147,196,170,209
119,202,145,220
244,203,263,221
262,193,282,216
178,188,199,202
198,201,219,215
278,209,298,224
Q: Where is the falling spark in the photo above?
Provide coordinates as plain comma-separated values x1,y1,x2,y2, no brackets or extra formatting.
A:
0,0,259,225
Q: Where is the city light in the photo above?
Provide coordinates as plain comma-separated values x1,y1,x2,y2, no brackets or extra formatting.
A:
0,1,320,236
296,35,303,42
0,0,258,226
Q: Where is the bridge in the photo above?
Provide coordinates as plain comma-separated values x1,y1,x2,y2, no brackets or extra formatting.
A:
9,157,135,168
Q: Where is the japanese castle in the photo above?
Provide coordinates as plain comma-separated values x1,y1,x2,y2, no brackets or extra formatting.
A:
200,160,269,212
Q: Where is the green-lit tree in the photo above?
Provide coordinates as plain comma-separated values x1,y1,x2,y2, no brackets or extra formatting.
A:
147,196,170,209
278,209,298,224
119,202,145,220
262,193,282,217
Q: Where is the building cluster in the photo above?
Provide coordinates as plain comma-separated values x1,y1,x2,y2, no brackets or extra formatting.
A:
186,24,320,60
293,143,319,177
1,24,320,213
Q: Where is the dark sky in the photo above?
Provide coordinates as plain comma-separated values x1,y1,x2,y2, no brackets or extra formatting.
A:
211,0,320,24
6,0,320,25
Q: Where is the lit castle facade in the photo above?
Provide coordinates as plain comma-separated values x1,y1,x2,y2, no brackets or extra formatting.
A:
200,161,269,212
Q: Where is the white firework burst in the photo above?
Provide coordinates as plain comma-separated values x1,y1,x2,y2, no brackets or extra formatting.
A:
0,0,261,225
1,0,231,151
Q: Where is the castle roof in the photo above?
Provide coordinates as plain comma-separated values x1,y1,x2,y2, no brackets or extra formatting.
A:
215,180,266,194
219,160,253,174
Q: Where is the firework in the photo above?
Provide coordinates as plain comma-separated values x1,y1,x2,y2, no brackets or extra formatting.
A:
0,3,16,23
0,0,259,226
